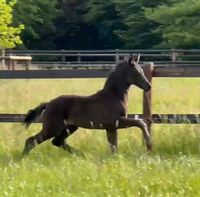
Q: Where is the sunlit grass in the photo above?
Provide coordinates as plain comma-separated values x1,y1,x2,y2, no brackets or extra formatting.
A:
0,78,199,196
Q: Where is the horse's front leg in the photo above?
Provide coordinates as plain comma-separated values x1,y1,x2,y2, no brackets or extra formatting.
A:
106,128,118,153
118,117,152,151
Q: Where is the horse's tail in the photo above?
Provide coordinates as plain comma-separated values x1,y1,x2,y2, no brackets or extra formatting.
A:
24,102,47,128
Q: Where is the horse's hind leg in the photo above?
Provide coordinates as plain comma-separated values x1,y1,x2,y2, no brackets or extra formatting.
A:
51,125,78,153
22,129,51,156
106,128,118,153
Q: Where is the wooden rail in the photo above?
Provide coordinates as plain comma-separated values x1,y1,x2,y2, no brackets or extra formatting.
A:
0,65,200,79
1,114,199,124
5,49,200,69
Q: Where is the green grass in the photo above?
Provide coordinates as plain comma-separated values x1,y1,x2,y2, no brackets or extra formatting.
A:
0,78,200,196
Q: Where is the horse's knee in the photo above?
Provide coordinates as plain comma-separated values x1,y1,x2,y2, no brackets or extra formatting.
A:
138,120,152,151
137,120,149,134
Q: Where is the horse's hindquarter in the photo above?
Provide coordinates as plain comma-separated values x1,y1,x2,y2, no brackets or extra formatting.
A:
68,94,126,129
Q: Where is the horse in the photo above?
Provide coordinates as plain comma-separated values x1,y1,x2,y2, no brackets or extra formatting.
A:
22,54,152,156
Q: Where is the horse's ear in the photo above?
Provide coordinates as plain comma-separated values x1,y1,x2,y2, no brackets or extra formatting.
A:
129,54,140,66
136,54,140,63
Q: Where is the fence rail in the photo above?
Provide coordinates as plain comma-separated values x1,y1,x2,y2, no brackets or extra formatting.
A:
1,114,199,124
0,65,200,79
4,49,200,69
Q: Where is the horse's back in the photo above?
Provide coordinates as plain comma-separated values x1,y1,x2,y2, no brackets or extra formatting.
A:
43,93,126,129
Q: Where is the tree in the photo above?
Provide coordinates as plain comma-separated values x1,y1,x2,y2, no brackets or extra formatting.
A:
84,0,124,49
0,0,24,49
53,0,98,49
145,0,200,48
114,0,170,49
13,0,58,49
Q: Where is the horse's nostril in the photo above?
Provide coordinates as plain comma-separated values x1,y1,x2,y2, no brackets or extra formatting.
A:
145,83,151,92
149,84,151,89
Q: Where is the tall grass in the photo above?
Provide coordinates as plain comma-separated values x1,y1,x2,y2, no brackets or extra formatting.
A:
0,78,199,196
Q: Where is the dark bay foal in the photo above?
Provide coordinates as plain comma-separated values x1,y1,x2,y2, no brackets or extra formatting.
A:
22,54,152,155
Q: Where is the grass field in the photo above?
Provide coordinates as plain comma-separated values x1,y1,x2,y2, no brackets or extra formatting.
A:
0,78,200,197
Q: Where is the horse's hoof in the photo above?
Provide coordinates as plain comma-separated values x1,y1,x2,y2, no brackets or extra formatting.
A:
147,145,153,152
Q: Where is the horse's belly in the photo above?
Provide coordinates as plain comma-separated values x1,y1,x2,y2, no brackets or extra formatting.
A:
67,112,118,129
67,99,125,129
76,121,106,130
67,115,114,129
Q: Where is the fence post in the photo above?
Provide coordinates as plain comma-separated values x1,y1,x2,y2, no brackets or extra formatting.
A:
61,49,65,62
171,51,177,62
1,49,5,70
77,53,81,63
115,49,119,64
26,59,31,70
142,63,154,137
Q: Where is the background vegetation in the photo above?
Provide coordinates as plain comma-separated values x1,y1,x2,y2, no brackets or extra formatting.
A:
0,0,23,49
0,78,199,196
1,0,199,49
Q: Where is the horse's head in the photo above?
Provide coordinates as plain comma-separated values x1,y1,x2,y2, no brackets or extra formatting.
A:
126,54,151,92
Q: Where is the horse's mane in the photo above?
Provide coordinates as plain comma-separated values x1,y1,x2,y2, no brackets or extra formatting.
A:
103,60,129,93
115,61,128,71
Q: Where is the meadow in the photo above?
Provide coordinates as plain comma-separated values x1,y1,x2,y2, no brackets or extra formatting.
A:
0,78,200,197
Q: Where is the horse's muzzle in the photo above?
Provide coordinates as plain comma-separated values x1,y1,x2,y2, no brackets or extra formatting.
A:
144,83,151,92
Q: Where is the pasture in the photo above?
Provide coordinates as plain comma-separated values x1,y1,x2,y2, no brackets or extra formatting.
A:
0,78,200,196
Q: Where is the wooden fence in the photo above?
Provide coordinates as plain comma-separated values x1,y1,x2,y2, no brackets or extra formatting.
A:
0,62,199,129
5,49,200,69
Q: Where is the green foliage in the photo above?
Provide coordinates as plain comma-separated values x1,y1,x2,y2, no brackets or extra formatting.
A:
0,0,24,49
53,0,97,49
146,0,200,48
84,0,123,49
9,0,200,49
13,0,58,49
114,0,169,49
0,78,200,196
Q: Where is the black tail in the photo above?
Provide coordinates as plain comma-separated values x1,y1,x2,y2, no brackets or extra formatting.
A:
24,102,47,128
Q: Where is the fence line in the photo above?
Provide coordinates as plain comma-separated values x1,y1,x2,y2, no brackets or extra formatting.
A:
0,65,200,79
1,114,199,124
0,62,199,124
5,49,200,69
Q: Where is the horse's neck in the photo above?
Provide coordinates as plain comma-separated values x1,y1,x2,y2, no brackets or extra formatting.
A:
103,72,130,102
